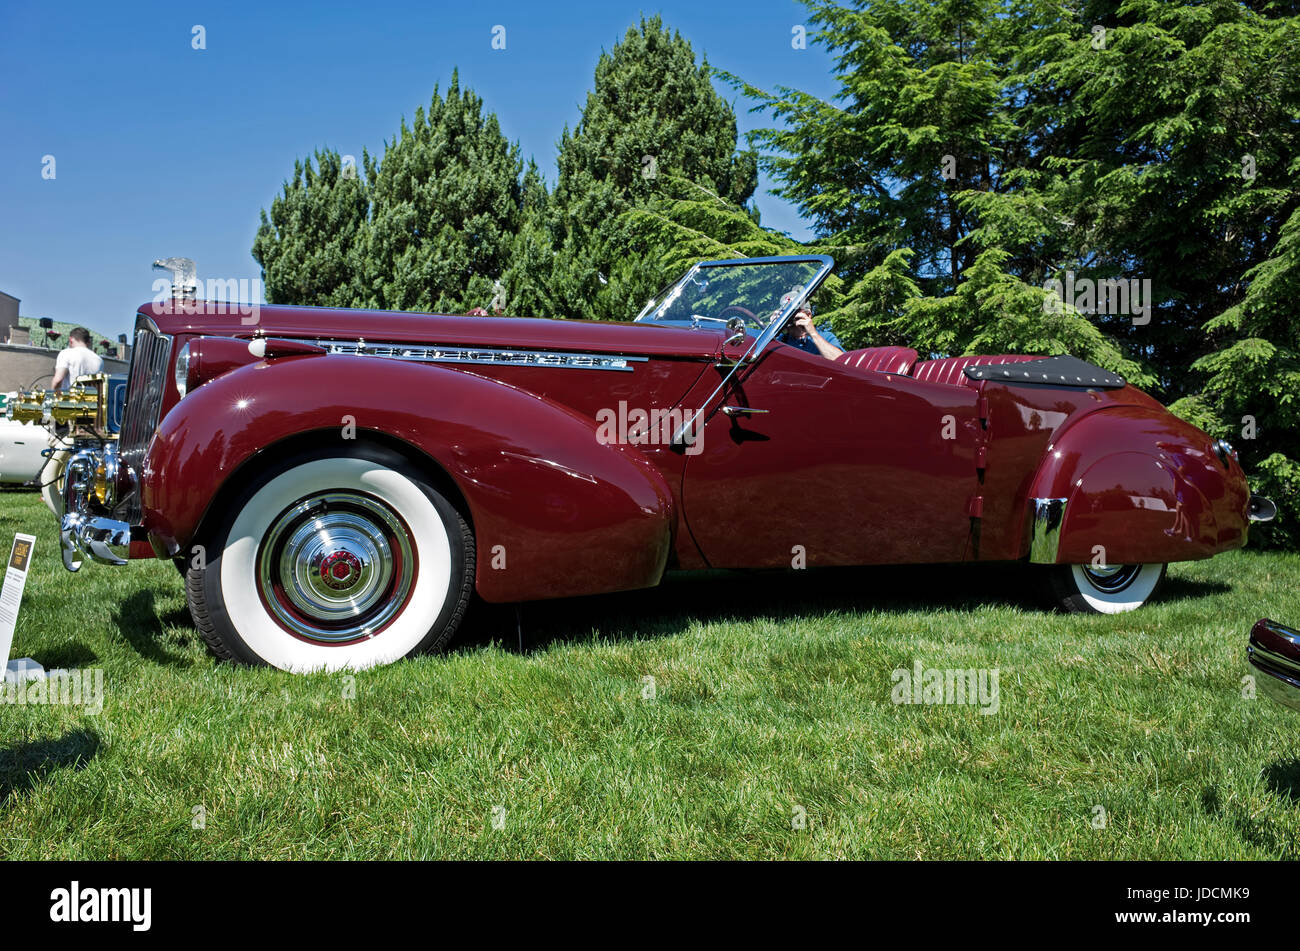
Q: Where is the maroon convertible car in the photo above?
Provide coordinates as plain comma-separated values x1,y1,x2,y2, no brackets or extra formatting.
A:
57,255,1273,671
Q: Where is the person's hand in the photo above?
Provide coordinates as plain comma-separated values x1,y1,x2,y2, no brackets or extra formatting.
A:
792,309,818,336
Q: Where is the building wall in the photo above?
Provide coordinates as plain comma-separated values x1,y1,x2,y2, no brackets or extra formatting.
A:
0,344,129,394
0,292,19,341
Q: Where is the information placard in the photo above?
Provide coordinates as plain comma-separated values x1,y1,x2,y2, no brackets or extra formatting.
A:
0,534,35,670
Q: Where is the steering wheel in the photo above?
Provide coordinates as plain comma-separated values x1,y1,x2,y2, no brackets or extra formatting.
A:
717,305,764,329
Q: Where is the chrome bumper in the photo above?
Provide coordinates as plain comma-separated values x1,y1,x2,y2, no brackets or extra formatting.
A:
59,446,130,571
1248,618,1300,712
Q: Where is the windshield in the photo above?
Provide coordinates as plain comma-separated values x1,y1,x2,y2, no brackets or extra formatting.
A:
634,256,833,332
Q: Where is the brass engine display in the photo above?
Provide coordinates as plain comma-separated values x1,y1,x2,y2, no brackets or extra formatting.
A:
5,374,113,432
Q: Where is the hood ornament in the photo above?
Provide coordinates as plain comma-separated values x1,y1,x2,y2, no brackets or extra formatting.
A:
152,257,198,301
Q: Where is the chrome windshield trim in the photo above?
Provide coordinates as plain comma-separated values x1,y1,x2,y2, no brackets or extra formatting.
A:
634,254,836,325
313,340,649,372
666,255,836,443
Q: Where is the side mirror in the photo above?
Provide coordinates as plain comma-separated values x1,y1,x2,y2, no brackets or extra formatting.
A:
724,316,746,347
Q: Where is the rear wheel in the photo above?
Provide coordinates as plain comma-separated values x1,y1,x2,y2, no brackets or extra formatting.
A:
1043,562,1167,614
186,447,473,671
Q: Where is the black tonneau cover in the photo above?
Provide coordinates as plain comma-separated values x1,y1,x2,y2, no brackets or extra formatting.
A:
964,354,1125,389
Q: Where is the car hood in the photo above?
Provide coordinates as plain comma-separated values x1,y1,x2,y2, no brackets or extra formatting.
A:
138,302,724,361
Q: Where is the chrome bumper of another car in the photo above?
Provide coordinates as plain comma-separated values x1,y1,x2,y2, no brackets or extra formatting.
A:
1248,618,1300,711
60,446,131,571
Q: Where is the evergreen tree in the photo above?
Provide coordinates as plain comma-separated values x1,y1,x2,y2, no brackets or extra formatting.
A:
363,72,524,313
545,16,759,320
501,160,554,316
1170,204,1300,548
731,0,1300,544
251,149,369,307
253,73,526,314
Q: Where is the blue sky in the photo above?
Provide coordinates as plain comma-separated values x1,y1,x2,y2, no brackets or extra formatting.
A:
0,0,838,339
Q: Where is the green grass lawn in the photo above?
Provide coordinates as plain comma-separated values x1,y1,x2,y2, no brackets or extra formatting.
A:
0,488,1298,859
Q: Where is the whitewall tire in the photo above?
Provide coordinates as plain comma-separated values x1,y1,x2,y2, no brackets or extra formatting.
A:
186,447,474,672
1044,562,1167,614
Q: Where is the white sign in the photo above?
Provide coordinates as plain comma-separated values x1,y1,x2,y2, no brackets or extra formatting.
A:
0,533,35,671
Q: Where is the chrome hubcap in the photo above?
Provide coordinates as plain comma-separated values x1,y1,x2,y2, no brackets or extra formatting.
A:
1081,563,1141,593
258,492,415,643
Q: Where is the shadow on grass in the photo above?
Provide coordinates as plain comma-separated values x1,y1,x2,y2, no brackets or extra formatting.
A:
457,562,1040,655
1160,575,1232,602
1263,759,1300,804
36,642,99,669
457,560,1237,655
0,729,99,806
112,589,194,667
1204,772,1300,859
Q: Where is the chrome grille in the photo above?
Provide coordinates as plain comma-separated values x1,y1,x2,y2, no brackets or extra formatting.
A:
118,315,173,523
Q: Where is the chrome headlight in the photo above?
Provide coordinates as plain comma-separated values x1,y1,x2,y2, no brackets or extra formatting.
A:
173,342,192,400
1213,438,1237,466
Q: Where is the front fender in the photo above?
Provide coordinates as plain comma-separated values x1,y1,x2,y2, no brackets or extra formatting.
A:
141,355,674,601
1025,406,1248,564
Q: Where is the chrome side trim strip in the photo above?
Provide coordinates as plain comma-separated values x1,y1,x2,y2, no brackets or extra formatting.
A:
314,340,649,372
1028,497,1069,563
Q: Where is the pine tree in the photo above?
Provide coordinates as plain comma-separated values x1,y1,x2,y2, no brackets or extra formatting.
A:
501,160,554,317
253,73,527,314
1170,204,1300,548
545,16,759,321
362,72,524,313
731,0,1300,543
251,149,369,307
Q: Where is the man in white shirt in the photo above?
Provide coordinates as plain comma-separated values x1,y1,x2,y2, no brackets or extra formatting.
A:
51,327,104,391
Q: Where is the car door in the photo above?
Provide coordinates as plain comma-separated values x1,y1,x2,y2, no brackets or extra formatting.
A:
680,342,984,569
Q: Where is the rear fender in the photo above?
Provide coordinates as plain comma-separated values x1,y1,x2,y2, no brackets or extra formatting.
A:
142,355,674,601
1024,406,1246,564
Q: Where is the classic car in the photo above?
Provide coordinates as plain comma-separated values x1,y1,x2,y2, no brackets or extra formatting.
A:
0,416,53,485
55,255,1275,671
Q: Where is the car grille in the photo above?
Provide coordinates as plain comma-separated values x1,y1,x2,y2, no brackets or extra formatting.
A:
118,314,173,523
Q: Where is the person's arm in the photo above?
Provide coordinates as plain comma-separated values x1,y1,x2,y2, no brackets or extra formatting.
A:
792,312,844,360
808,328,844,360
51,353,69,390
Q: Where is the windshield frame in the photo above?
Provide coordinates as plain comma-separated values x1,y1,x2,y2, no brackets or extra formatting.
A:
641,254,836,447
634,254,836,335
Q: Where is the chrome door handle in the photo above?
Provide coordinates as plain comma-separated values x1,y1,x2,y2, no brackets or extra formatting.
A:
721,406,769,416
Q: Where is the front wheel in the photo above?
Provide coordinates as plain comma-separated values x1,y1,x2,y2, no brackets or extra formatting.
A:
1043,562,1167,614
186,447,474,672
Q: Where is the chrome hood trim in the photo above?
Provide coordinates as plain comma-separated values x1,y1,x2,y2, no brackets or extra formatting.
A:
314,340,649,372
